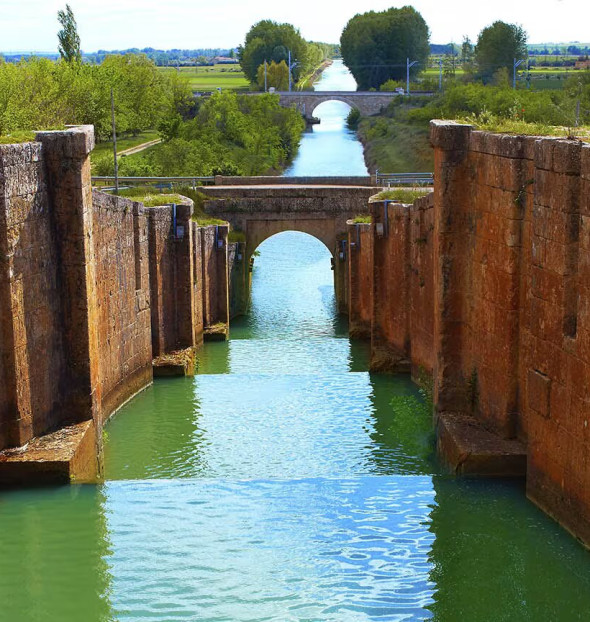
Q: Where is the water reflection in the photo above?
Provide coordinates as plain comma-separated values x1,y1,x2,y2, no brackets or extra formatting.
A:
427,477,590,621
0,486,113,622
104,476,436,621
104,376,205,480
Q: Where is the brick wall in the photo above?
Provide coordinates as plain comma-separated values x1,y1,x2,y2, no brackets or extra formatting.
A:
148,201,202,356
0,142,67,448
429,122,590,544
91,191,152,423
228,241,248,319
347,222,373,338
363,194,435,378
347,123,590,543
200,224,229,329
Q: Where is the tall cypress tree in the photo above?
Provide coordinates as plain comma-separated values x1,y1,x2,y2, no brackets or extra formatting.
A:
57,4,82,63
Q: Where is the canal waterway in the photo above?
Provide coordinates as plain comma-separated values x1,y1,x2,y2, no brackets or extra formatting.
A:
1,60,590,621
284,59,368,177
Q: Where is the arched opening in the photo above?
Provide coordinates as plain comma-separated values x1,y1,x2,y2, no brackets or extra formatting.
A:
284,100,368,176
246,231,339,338
311,100,355,133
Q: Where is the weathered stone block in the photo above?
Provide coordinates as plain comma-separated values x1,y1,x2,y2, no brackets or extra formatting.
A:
430,120,472,151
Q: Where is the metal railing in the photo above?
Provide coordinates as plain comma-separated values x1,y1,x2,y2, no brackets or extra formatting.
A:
375,171,434,186
92,176,215,191
91,173,435,190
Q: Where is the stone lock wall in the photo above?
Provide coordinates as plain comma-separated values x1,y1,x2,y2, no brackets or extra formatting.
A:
347,223,373,339
347,121,590,545
429,121,590,543
148,202,202,357
92,191,153,423
0,141,68,448
356,194,435,380
0,127,231,483
199,224,230,330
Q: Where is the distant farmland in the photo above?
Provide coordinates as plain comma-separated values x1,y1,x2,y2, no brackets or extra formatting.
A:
157,64,250,92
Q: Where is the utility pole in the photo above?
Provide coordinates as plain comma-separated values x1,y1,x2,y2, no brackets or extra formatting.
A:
513,58,525,89
438,58,443,90
576,80,582,126
110,87,118,195
407,58,418,95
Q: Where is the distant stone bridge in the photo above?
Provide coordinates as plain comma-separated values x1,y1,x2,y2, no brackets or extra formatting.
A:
258,91,401,117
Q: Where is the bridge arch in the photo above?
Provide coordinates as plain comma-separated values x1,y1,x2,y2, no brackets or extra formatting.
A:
309,97,356,118
276,91,398,117
245,219,336,262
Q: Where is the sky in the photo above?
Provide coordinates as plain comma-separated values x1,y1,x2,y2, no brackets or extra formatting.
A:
1,0,589,53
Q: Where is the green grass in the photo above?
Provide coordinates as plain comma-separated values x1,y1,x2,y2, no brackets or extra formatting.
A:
117,191,188,207
92,130,160,158
158,65,250,91
228,230,246,243
0,131,37,144
371,188,432,203
112,187,229,225
358,116,434,173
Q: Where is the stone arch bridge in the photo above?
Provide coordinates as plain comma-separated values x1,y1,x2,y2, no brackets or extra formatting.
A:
253,91,401,118
202,183,379,313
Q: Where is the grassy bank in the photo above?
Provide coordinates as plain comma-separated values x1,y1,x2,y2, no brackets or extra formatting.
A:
297,59,334,90
357,101,434,173
356,81,590,173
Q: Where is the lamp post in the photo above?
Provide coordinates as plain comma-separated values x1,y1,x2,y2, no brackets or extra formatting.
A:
407,58,418,95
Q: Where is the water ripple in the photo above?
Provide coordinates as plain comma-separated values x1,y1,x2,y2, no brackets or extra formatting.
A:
104,476,435,621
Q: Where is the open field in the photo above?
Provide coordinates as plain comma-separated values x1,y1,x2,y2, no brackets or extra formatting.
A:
157,64,250,91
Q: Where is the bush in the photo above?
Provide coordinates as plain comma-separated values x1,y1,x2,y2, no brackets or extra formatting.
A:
346,108,361,130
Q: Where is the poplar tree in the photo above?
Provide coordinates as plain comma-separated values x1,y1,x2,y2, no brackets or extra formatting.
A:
57,4,82,63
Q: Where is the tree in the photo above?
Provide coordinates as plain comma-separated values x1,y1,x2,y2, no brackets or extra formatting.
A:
461,36,473,66
340,6,430,90
57,4,82,63
474,21,527,81
256,60,289,91
238,20,321,88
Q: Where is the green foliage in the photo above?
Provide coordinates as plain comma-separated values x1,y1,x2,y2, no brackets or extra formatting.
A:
357,100,434,172
340,7,430,90
228,230,246,243
346,107,361,130
256,60,289,91
380,79,404,92
57,4,81,64
475,21,528,81
408,82,581,127
238,20,332,88
119,192,187,207
120,91,305,176
372,188,431,202
0,131,37,144
0,54,193,141
352,215,371,223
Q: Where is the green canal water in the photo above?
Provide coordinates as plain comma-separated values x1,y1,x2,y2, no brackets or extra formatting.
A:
2,232,590,621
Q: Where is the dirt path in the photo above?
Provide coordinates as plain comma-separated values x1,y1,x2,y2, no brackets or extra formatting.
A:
119,138,161,156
